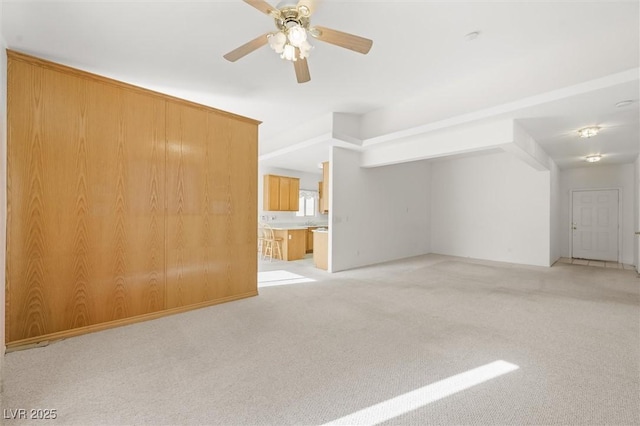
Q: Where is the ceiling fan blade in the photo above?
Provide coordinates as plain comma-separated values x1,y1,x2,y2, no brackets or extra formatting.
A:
243,0,280,17
223,33,270,62
293,55,311,84
311,25,373,54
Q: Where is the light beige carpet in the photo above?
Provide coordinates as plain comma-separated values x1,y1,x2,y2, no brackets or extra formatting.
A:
2,254,639,425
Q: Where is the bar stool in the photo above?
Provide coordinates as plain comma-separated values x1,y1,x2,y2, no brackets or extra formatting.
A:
258,223,266,259
262,223,283,261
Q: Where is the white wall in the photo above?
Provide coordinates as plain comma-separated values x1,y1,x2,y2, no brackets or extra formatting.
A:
635,156,640,271
1,2,7,386
560,164,635,265
331,147,431,272
257,165,325,224
431,152,551,267
550,160,562,264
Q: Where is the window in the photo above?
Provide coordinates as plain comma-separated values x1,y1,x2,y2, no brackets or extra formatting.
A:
296,190,317,217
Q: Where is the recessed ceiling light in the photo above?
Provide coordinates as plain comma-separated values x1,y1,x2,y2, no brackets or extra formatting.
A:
585,154,602,163
615,100,635,108
578,126,600,138
464,31,481,41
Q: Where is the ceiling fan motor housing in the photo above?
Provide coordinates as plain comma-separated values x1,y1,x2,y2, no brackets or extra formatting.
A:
275,6,311,31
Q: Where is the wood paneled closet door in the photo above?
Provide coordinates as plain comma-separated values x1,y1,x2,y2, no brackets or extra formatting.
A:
6,58,166,342
165,102,257,308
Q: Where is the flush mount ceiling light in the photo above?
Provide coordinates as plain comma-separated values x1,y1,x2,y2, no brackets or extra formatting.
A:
223,0,373,84
464,31,481,41
578,126,601,138
615,100,635,108
585,154,602,163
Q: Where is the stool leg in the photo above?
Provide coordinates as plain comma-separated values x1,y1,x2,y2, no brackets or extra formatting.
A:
275,241,282,261
264,240,272,261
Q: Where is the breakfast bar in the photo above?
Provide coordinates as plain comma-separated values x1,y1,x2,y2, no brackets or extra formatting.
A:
269,226,308,261
263,224,328,262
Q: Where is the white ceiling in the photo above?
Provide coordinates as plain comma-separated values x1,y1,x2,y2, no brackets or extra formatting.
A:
2,0,639,173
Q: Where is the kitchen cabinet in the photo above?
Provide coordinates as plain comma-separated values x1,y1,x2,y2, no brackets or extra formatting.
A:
319,162,329,213
263,174,300,211
306,226,318,253
273,229,307,261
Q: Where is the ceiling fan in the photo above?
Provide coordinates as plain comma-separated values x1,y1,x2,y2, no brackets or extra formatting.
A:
223,0,373,83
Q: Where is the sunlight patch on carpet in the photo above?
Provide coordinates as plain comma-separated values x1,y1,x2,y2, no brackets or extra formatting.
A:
323,360,519,425
258,270,316,287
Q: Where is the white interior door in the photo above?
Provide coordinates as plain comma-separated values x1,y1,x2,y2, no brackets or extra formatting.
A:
572,189,619,261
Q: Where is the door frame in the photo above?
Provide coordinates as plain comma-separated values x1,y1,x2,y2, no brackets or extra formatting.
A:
570,187,622,262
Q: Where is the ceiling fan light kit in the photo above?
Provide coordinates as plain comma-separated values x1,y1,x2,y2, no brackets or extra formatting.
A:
224,0,373,83
268,23,312,61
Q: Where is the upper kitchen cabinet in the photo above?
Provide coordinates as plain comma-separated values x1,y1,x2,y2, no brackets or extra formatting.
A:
263,174,300,211
319,162,329,214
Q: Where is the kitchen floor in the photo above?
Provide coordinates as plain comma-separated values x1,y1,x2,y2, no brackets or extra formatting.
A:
258,253,314,270
556,257,635,270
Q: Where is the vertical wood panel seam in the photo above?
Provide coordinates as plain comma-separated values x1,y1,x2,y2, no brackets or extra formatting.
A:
164,100,168,312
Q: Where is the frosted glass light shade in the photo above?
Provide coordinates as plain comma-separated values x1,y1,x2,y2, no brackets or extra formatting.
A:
298,40,312,58
287,25,307,47
268,31,287,53
281,44,296,61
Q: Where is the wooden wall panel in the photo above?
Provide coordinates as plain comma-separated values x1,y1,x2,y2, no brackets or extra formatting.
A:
165,102,208,308
7,57,166,343
6,51,258,347
7,58,58,341
165,103,257,308
209,113,258,298
83,83,166,324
